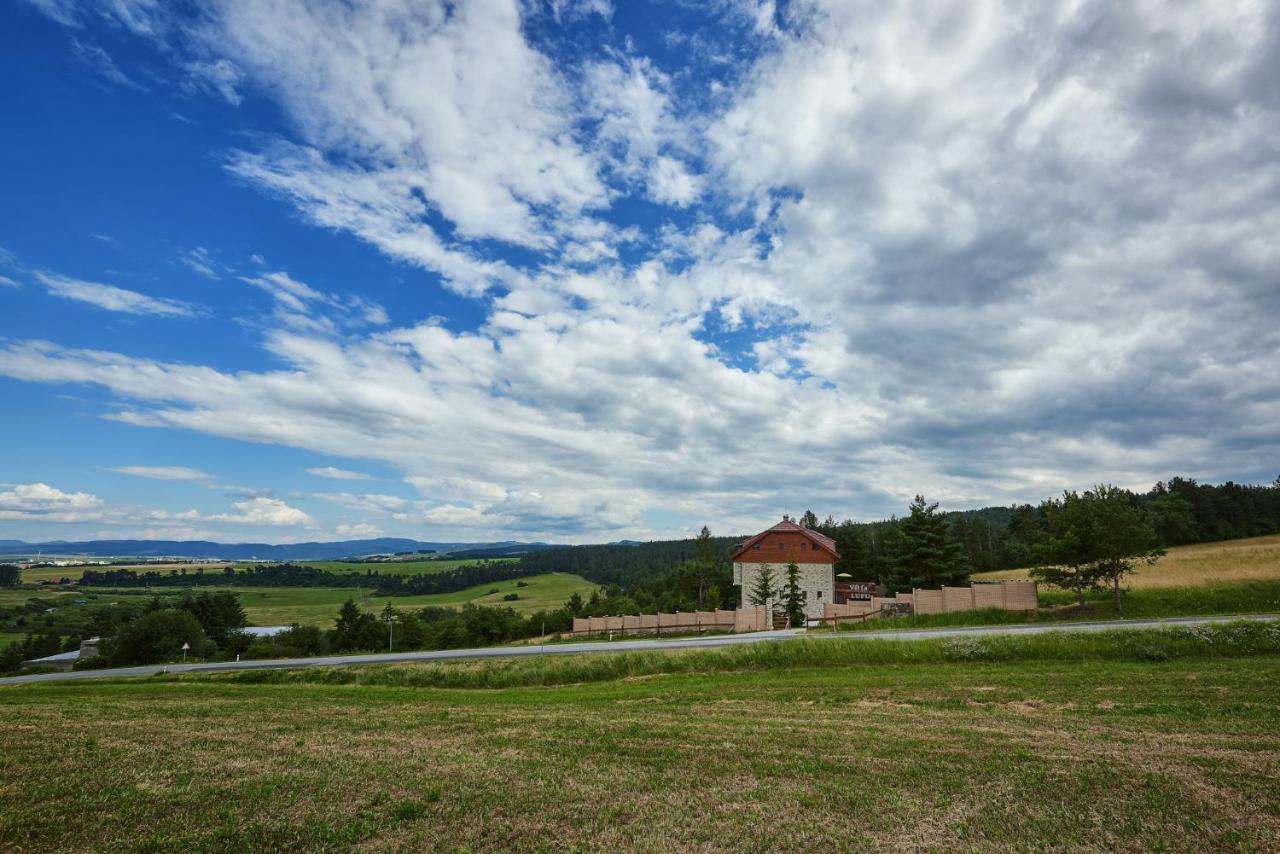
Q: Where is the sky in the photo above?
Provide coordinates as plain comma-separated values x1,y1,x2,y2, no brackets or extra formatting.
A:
1,0,1278,546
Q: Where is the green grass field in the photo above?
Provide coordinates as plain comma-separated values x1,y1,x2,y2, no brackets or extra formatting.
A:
83,572,596,627
15,557,517,584
2,628,1278,851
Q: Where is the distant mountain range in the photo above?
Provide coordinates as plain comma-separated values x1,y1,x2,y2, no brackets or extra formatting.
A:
0,537,559,561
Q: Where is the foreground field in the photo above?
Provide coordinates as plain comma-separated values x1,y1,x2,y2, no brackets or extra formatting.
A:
976,533,1280,588
1,634,1278,851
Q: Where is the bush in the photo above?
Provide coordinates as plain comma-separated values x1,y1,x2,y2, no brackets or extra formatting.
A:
502,593,520,601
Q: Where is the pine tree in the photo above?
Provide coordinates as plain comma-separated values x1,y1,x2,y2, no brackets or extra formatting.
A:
748,563,776,608
892,496,969,591
799,509,819,529
782,557,806,627
833,524,869,578
686,525,718,606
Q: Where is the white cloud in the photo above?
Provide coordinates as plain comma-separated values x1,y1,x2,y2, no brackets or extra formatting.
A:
36,271,194,317
241,270,388,333
180,247,219,279
110,466,212,481
306,466,371,481
313,492,406,514
335,522,382,538
184,58,245,105
0,483,104,522
8,0,1280,542
208,497,314,527
0,276,18,288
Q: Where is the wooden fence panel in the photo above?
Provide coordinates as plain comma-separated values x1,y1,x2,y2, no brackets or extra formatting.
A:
972,584,1006,610
913,589,945,615
942,586,975,612
1003,581,1039,610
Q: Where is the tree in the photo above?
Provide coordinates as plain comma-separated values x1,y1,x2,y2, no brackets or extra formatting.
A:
799,510,819,529
0,565,19,587
832,524,869,579
105,609,206,665
891,496,969,591
1086,485,1165,613
685,525,720,606
748,563,776,608
1032,486,1164,613
179,591,246,645
782,556,806,627
1147,489,1199,546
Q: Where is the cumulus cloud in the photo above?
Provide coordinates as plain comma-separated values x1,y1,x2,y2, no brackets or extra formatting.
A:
110,466,212,481
0,483,105,522
208,497,314,527
36,271,194,317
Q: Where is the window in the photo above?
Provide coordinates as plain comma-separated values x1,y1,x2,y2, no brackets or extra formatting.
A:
752,543,761,550
800,542,807,550
816,591,823,599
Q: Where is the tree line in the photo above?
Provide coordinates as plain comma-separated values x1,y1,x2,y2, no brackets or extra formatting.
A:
76,559,535,596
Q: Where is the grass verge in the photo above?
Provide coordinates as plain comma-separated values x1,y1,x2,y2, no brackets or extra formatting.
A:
141,620,1280,691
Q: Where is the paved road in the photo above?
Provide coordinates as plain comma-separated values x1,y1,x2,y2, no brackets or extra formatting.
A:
2,613,1274,687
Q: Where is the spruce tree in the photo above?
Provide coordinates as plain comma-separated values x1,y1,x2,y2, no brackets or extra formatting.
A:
782,557,806,627
748,563,776,608
892,496,969,590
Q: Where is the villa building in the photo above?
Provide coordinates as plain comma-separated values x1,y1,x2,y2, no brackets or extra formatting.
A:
731,517,840,620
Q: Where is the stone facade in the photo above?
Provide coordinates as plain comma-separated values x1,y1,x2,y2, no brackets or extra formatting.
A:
733,561,833,620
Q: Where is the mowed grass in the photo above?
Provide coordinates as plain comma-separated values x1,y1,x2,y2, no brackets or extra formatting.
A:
91,572,597,627
1,637,1278,851
976,533,1280,588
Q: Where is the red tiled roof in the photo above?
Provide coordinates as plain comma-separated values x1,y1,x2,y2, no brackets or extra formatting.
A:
730,518,840,561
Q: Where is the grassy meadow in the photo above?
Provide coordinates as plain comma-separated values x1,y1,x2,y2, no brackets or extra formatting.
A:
290,558,517,576
2,627,1279,851
15,557,516,584
87,571,597,627
975,532,1280,588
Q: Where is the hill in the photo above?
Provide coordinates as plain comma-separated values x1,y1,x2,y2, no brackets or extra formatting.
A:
0,537,556,561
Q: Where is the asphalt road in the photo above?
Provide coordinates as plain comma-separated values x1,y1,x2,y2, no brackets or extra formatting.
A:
2,613,1274,687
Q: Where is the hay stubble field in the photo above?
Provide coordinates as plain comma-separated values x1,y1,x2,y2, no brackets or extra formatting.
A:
2,629,1279,852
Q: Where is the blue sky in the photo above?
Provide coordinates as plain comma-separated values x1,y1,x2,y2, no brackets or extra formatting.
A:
2,0,1278,545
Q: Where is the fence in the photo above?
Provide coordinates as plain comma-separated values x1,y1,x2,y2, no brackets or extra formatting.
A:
823,581,1037,621
571,606,769,637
